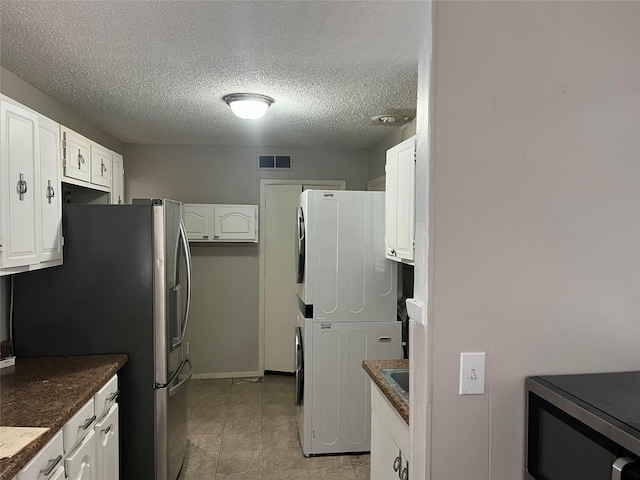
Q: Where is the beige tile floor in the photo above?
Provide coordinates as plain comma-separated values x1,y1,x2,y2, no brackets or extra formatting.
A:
178,375,370,480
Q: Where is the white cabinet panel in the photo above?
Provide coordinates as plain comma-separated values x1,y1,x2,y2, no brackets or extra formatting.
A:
63,399,95,454
38,116,62,263
183,204,258,242
110,153,124,204
93,375,118,420
385,136,415,263
64,429,96,480
90,143,111,188
370,381,410,480
17,430,64,480
95,404,119,480
213,205,257,241
0,99,39,268
183,204,211,240
62,127,91,184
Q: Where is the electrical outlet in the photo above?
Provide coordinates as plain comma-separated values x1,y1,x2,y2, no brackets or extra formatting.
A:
459,352,485,395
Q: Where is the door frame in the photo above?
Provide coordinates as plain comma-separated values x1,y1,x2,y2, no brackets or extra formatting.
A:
258,179,345,375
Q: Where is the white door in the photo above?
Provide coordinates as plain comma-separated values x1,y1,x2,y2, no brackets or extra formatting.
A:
263,182,343,372
182,204,211,240
95,404,119,480
111,153,124,204
264,184,302,372
0,99,40,268
62,128,91,183
90,142,111,187
38,116,62,263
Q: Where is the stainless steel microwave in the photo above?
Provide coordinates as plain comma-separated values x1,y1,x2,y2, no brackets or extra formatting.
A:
526,372,640,480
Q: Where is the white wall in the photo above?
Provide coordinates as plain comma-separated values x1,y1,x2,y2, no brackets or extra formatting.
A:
124,144,370,375
425,1,640,478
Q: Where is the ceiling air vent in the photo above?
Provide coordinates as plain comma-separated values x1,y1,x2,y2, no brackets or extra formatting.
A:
258,154,292,170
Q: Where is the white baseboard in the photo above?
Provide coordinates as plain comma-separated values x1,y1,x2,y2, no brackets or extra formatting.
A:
192,371,262,380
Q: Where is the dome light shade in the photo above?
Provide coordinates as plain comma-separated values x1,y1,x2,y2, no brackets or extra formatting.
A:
223,93,274,120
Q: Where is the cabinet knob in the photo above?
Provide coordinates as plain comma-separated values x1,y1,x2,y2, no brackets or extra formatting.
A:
401,465,409,480
17,173,28,200
391,249,396,256
46,180,55,204
393,450,402,472
77,150,85,168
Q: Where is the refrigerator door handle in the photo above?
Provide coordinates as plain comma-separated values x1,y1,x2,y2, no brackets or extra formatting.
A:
178,220,192,345
169,359,193,397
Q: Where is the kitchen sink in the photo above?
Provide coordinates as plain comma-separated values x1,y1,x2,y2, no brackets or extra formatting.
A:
381,368,409,404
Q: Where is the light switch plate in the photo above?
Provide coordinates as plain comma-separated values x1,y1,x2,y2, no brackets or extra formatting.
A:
459,352,485,395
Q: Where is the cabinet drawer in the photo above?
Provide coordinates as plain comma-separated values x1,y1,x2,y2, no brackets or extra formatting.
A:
62,398,95,454
64,429,96,480
93,374,118,421
17,430,63,480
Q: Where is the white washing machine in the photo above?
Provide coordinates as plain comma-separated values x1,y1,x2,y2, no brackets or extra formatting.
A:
295,314,402,456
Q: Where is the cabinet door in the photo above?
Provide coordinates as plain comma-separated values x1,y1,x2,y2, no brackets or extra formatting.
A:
62,127,91,183
183,204,211,240
0,99,40,268
64,429,96,480
90,143,111,188
213,205,257,242
38,116,62,263
95,404,119,480
110,153,125,204
385,136,415,263
370,409,406,480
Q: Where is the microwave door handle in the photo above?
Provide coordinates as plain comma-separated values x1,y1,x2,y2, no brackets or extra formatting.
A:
612,457,637,480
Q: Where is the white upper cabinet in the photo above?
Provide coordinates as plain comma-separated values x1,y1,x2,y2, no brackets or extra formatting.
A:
213,205,257,242
385,136,416,264
61,127,91,184
183,204,258,243
38,115,63,263
0,95,63,275
61,125,123,195
111,152,125,204
90,142,111,188
183,204,212,240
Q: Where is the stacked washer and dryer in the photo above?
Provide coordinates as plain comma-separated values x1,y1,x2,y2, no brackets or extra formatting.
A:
294,190,401,456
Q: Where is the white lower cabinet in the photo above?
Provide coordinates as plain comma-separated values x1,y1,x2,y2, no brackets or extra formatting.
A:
63,399,96,454
95,404,119,480
16,430,64,480
14,376,119,480
65,429,96,480
370,381,410,480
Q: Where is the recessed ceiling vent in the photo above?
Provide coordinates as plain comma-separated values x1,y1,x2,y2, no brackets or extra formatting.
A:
371,109,416,127
258,154,292,170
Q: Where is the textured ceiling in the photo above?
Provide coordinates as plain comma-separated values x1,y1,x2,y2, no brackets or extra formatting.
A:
0,1,425,149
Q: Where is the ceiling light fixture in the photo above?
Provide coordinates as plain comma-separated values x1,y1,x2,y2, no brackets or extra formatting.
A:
223,93,274,120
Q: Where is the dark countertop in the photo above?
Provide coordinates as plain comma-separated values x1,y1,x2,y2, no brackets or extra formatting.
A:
0,354,128,480
362,358,409,424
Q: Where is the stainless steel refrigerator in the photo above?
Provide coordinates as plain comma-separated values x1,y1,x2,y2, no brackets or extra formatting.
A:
12,199,193,480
